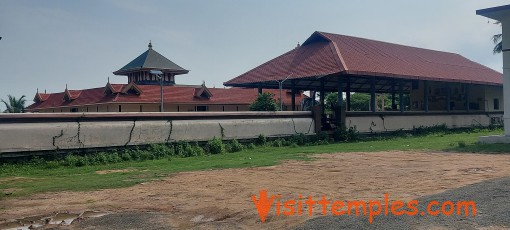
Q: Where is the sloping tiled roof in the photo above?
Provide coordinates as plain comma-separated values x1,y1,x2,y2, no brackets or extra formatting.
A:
26,84,304,111
113,43,189,75
225,31,502,86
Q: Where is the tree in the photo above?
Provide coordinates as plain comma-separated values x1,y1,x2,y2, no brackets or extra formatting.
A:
1,95,26,113
493,21,502,54
349,93,371,111
249,92,278,111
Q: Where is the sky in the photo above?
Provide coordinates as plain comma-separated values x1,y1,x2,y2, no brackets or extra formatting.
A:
0,0,507,110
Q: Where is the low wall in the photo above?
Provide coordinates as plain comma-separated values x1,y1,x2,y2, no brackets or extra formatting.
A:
345,112,503,133
0,112,315,154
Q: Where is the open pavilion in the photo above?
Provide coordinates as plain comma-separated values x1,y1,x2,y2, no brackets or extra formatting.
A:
225,31,503,132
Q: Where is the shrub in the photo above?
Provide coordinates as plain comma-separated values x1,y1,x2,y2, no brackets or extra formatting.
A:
64,154,80,167
191,142,205,156
121,151,132,161
206,137,225,154
458,141,467,148
290,143,299,148
272,139,284,147
333,126,360,142
149,144,174,159
289,133,308,146
226,139,244,153
256,134,267,146
315,132,329,142
246,143,256,150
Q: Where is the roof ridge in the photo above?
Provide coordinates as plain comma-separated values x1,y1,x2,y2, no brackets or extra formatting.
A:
318,31,462,56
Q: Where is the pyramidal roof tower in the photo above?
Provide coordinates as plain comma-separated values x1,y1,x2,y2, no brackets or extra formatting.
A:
113,41,189,85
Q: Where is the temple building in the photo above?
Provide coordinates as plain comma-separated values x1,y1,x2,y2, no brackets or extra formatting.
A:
26,42,304,113
225,31,504,132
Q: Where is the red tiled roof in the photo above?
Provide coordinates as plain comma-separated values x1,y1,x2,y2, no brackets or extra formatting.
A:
225,31,502,86
26,84,304,111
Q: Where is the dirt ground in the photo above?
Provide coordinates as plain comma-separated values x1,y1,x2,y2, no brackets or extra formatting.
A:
2,151,510,229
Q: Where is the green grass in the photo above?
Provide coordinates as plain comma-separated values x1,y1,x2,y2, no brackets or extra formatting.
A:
0,129,508,199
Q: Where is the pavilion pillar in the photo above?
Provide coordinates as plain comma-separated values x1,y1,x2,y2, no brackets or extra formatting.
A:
465,83,470,112
320,77,325,117
424,80,429,112
370,77,376,112
399,79,404,112
446,83,451,112
391,79,396,110
291,80,296,111
346,76,351,111
337,77,344,126
258,84,262,94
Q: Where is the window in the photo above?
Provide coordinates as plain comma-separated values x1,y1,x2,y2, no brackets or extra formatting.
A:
118,105,122,112
494,98,500,110
196,106,208,111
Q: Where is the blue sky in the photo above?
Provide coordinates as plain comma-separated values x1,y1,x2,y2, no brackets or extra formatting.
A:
0,0,507,110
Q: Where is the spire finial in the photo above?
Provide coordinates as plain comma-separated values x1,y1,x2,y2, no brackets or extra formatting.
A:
45,89,47,94
37,88,39,93
108,77,110,83
296,42,300,48
148,40,152,49
65,84,68,90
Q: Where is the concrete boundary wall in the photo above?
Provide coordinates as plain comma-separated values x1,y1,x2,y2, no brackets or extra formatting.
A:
0,112,315,154
346,112,503,133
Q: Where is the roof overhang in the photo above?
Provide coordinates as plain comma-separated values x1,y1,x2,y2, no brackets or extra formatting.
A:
477,4,510,21
113,67,189,76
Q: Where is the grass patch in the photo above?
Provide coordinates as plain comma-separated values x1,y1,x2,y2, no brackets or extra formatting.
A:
0,128,508,198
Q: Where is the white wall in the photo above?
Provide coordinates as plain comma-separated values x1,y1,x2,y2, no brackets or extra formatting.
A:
0,112,314,153
346,113,503,133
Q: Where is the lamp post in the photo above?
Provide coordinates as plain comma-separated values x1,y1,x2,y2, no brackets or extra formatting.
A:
150,70,164,112
276,76,291,111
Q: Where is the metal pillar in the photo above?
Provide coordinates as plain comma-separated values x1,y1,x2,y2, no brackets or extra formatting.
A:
391,79,396,110
424,80,429,112
446,83,451,112
346,76,351,111
399,79,404,112
370,77,376,112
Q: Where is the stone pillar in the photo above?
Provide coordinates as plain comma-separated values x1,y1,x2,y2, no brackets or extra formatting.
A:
503,21,510,136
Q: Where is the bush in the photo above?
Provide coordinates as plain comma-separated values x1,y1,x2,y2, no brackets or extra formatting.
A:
121,151,132,161
458,141,467,148
191,142,205,156
289,133,308,146
227,139,244,153
246,143,256,150
333,126,360,142
149,144,174,159
206,137,225,154
272,139,284,147
256,134,267,146
314,132,329,142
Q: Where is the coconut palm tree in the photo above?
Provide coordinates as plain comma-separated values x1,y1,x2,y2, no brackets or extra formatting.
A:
1,95,26,113
493,21,503,54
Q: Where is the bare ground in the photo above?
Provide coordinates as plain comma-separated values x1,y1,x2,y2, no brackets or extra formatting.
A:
1,151,510,229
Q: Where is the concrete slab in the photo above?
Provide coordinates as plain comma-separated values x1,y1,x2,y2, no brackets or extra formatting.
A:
479,135,510,144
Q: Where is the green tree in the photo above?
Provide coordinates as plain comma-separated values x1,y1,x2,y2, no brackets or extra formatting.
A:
493,21,502,54
249,92,278,111
349,93,371,111
1,95,26,113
